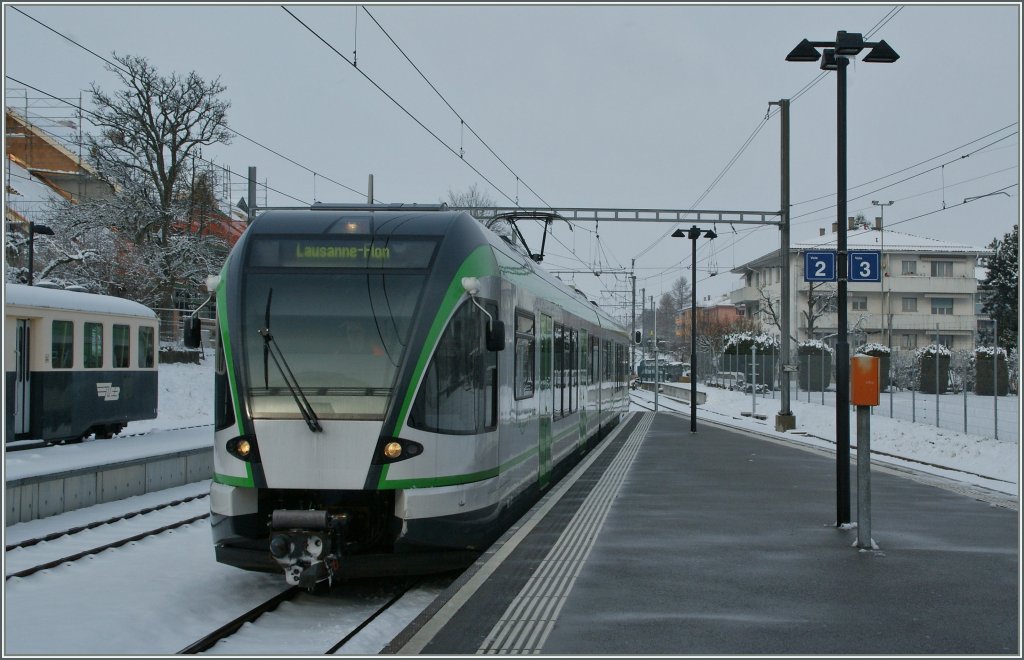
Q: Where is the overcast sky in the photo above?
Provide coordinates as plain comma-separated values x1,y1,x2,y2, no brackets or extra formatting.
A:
3,3,1020,314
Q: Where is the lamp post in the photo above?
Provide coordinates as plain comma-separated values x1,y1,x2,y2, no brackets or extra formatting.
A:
672,225,716,432
787,31,899,526
27,222,55,286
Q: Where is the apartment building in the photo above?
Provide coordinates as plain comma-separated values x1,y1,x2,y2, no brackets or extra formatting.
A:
729,217,991,352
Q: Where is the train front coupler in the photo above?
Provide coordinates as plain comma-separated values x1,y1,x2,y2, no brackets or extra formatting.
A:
268,510,348,589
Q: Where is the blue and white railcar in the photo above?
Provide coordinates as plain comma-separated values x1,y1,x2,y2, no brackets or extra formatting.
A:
210,205,629,587
4,284,159,444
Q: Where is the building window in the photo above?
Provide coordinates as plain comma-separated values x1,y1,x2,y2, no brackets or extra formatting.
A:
901,334,917,350
84,322,104,369
851,296,868,311
931,298,954,315
930,261,954,277
902,297,918,312
514,311,535,400
901,260,917,275
52,320,74,368
938,334,955,348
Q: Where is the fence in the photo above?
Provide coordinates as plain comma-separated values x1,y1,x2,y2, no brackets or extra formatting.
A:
702,341,1019,441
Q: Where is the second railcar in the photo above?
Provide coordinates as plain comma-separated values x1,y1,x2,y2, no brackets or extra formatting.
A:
4,283,159,444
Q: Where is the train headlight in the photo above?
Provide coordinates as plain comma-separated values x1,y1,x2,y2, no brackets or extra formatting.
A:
376,438,423,464
226,434,260,462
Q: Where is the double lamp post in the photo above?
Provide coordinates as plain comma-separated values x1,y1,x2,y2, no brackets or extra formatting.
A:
672,225,716,433
786,31,899,525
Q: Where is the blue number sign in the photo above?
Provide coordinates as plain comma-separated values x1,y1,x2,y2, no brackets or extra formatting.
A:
848,250,881,282
804,251,836,282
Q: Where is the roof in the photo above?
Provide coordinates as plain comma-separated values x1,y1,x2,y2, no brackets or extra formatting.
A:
732,227,990,272
4,283,157,319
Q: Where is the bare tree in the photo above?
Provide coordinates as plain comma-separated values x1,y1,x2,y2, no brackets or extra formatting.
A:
87,53,232,307
446,184,514,239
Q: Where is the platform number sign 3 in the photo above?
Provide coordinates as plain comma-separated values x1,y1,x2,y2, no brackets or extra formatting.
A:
848,251,881,283
804,251,837,282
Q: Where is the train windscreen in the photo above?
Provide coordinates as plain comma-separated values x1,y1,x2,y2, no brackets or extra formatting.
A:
242,237,435,420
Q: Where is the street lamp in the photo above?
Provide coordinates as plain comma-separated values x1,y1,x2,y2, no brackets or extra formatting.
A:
672,225,716,432
27,222,55,286
787,31,899,526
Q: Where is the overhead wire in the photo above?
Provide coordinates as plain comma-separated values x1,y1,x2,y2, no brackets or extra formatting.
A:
9,5,370,201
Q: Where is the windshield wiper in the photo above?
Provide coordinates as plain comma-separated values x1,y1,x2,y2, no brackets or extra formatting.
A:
260,289,323,432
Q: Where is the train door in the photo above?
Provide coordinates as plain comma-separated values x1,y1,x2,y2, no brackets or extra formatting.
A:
14,319,31,436
538,313,553,489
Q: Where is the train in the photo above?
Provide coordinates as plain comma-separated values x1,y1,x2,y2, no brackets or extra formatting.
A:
4,283,159,444
209,204,630,587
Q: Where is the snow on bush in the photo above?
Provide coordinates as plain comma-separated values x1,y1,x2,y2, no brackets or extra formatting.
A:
915,343,952,359
797,339,833,355
856,342,891,355
975,346,1007,359
723,332,779,354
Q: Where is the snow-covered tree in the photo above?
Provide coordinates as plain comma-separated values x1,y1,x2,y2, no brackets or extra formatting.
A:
979,224,1018,351
85,53,232,308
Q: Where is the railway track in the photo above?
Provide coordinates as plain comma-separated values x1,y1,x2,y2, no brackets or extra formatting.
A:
5,423,214,451
5,495,211,580
177,578,423,654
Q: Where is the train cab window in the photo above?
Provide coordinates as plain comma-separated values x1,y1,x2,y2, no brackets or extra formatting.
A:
113,324,131,368
138,327,155,368
52,320,73,369
514,311,535,400
83,322,104,369
409,300,498,434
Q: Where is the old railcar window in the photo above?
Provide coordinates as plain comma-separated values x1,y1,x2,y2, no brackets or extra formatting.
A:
139,326,155,368
514,311,535,400
554,324,565,418
410,300,498,434
84,322,104,369
52,320,73,368
113,324,131,368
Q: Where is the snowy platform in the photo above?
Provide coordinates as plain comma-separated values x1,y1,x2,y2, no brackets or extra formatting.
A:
388,411,1018,655
5,427,212,525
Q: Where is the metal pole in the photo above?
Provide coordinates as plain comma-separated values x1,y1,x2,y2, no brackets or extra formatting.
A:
631,261,636,377
994,317,999,440
653,295,659,412
368,173,374,204
691,237,698,432
835,54,852,526
935,324,940,427
752,345,758,415
776,98,795,431
964,333,970,434
247,166,257,225
856,404,872,549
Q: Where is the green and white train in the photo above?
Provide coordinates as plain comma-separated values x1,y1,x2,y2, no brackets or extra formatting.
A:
210,204,629,587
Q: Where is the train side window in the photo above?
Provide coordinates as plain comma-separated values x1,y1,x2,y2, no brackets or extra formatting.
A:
409,300,497,434
514,311,535,400
554,324,565,418
113,324,131,368
139,326,155,368
83,322,104,369
52,320,74,368
569,329,578,413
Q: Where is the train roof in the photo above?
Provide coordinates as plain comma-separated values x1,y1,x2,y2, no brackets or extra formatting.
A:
4,283,157,319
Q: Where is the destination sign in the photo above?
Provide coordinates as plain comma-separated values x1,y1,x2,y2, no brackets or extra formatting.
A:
250,238,437,269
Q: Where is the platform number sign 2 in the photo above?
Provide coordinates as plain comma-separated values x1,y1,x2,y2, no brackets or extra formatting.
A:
804,251,836,282
848,251,881,282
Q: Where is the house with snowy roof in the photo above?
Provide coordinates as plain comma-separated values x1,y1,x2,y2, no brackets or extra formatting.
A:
729,216,991,352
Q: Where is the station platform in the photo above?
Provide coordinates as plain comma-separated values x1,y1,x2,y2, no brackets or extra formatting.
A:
385,411,1019,655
